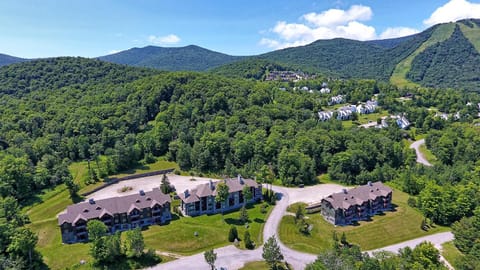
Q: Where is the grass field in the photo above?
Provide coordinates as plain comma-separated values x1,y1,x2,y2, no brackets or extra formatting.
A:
28,202,271,269
279,189,450,253
390,23,455,88
109,158,179,178
143,202,272,255
24,158,186,269
239,261,289,270
460,22,480,53
442,241,464,270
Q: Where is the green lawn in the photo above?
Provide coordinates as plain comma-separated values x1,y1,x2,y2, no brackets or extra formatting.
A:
28,202,272,269
239,261,289,270
109,158,179,178
24,158,184,269
442,241,464,270
143,202,272,255
279,189,450,254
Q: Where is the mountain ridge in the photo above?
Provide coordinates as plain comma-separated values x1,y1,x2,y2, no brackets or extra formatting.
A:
0,53,26,67
98,45,244,71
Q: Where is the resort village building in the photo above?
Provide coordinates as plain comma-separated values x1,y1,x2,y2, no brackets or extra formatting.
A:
178,175,262,217
319,181,392,225
58,188,171,243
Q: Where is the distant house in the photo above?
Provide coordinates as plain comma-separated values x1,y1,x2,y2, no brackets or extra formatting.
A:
329,95,345,105
375,119,388,129
396,115,410,129
320,83,331,94
301,86,309,91
319,181,392,225
58,188,171,243
357,100,377,114
336,105,356,120
178,175,262,217
435,112,449,121
318,111,334,121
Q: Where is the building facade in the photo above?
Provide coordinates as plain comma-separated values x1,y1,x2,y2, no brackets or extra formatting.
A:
58,188,171,243
320,181,392,225
178,175,262,217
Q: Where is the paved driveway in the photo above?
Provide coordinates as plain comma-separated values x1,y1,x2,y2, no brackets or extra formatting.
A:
149,183,346,270
409,139,433,166
87,174,214,200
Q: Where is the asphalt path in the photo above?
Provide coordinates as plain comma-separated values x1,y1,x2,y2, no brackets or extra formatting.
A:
147,184,453,270
409,139,433,166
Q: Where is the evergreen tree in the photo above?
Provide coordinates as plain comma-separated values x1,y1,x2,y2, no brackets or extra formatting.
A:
262,236,284,270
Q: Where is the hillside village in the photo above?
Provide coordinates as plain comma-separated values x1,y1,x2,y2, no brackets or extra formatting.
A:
1,2,480,269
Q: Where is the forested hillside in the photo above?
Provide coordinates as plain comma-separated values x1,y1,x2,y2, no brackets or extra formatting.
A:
1,56,480,268
408,25,480,90
98,45,243,71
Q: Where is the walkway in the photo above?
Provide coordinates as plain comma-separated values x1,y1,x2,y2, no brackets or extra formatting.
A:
147,184,453,270
409,139,433,166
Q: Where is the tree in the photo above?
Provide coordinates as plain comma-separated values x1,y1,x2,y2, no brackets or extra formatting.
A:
124,228,145,258
228,226,238,242
64,175,79,200
160,174,171,194
104,232,122,263
242,185,253,205
215,182,230,215
90,236,109,263
244,230,254,249
204,249,217,270
87,220,108,241
295,205,304,223
6,228,38,266
262,236,284,270
239,205,249,224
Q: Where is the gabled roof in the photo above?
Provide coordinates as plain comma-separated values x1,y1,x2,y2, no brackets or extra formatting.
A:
178,176,260,203
322,181,392,210
58,188,170,225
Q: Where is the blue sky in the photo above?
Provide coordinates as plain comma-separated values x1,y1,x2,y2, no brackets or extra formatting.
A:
0,0,479,58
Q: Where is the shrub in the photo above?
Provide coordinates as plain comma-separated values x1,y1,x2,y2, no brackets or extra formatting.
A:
407,197,417,207
244,230,254,249
228,226,238,242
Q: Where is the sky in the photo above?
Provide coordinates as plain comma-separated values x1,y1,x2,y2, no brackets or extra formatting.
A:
0,0,479,58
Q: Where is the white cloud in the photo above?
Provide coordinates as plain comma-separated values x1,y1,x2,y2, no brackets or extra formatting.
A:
424,0,480,26
148,34,181,45
302,5,372,27
108,49,121,54
380,27,420,39
260,5,385,49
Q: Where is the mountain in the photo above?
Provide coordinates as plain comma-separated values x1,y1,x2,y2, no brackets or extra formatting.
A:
98,45,244,71
216,19,480,91
0,53,26,67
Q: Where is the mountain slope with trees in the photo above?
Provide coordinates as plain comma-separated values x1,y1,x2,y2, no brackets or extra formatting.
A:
98,45,244,71
407,24,480,91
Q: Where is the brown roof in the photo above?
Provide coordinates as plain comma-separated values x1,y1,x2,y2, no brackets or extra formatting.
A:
323,181,392,210
178,175,259,203
58,188,171,225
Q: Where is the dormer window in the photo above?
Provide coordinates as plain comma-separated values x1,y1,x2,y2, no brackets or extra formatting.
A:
146,197,151,201
96,206,102,210
136,199,141,203
83,209,89,213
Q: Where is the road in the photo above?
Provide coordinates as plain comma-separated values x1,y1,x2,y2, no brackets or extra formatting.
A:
147,183,454,270
367,231,454,270
409,139,433,166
